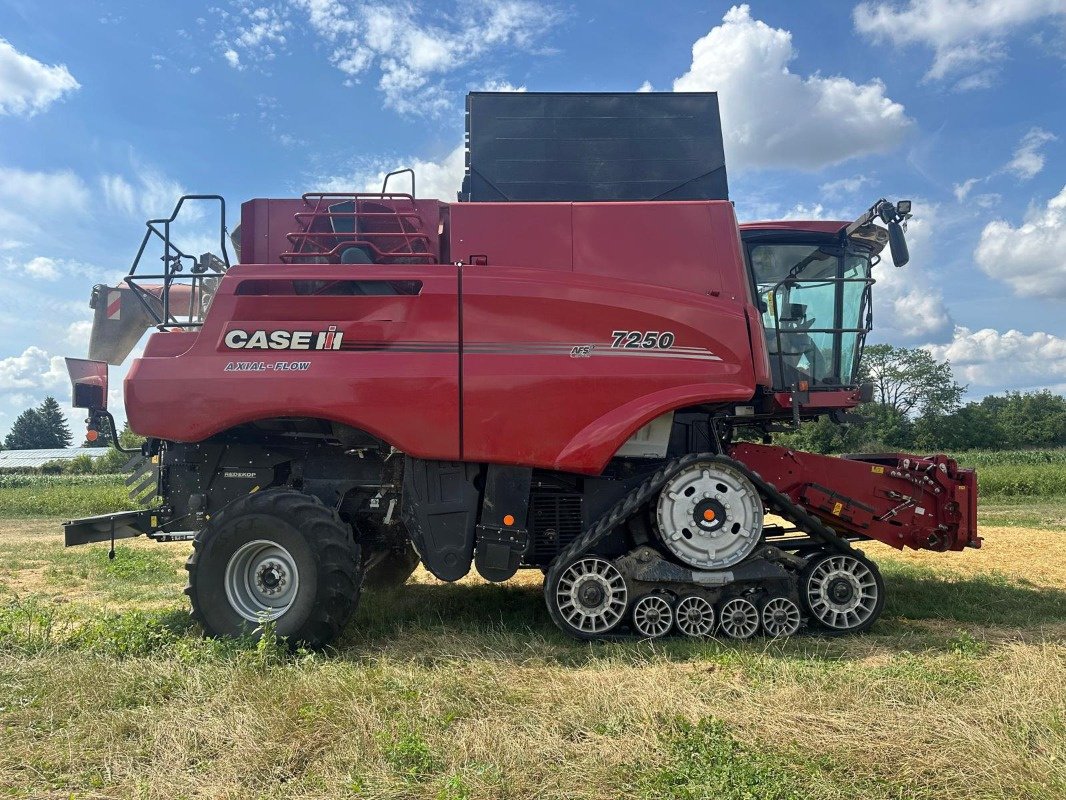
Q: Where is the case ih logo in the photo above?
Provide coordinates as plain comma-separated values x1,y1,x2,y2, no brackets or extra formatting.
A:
224,326,343,350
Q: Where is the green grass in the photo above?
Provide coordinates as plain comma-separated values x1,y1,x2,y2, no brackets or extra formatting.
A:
0,473,136,517
0,463,1063,797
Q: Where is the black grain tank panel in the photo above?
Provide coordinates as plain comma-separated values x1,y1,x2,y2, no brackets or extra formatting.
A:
464,92,729,202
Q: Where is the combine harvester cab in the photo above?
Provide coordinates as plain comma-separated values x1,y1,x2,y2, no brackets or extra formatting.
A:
63,93,977,647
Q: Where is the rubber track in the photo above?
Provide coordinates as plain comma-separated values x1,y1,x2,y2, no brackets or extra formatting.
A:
544,452,860,621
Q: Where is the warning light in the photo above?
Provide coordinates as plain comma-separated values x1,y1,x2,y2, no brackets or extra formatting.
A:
503,514,515,526
85,429,99,442
703,509,716,521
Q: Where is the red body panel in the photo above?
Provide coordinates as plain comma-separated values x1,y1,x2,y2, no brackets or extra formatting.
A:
126,200,768,474
127,264,462,460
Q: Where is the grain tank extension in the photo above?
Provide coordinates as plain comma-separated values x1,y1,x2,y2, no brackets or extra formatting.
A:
63,93,977,645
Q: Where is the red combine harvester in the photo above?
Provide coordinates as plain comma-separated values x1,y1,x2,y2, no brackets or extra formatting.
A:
63,93,977,645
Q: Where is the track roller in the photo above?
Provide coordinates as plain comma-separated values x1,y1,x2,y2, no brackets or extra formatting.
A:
631,593,674,639
718,597,760,639
801,552,885,633
761,596,802,637
546,555,629,639
674,595,715,638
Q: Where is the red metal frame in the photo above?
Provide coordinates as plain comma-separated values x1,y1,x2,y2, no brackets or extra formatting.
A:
731,443,980,551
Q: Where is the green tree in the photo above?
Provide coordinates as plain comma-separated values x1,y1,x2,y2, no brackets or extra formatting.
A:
4,408,52,449
37,396,73,448
860,344,965,417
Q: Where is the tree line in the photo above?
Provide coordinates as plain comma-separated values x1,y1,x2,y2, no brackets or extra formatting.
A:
4,346,1065,455
776,344,1066,454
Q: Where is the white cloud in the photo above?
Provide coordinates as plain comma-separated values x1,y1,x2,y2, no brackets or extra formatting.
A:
671,5,911,171
23,256,59,281
289,0,558,115
66,320,92,349
100,166,191,220
925,326,1066,389
0,346,66,394
820,175,869,195
853,0,1066,88
870,204,953,339
0,167,89,234
637,80,654,92
1005,127,1057,180
0,37,79,117
319,143,466,201
476,80,527,93
974,184,1066,299
223,49,241,69
953,177,980,201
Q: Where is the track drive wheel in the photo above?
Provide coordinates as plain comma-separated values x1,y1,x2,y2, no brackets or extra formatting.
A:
545,555,629,640
185,488,362,648
801,551,885,634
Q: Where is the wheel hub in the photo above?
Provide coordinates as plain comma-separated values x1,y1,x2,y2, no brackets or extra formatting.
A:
805,555,880,630
655,462,764,569
555,557,628,635
224,540,301,623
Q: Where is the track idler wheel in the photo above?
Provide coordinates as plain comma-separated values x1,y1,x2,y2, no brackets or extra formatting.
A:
801,552,885,633
674,595,716,638
631,593,674,639
761,597,802,637
546,555,629,640
718,597,760,639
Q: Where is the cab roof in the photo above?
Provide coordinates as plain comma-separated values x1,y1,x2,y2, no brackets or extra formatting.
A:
738,220,848,234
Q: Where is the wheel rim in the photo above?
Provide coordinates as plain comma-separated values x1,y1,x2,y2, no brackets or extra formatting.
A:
224,539,301,623
632,594,673,638
674,595,715,638
719,597,759,639
555,557,628,634
805,555,879,630
655,463,763,569
761,597,802,637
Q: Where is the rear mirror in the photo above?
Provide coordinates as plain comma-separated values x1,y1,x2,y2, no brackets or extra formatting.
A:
888,221,909,267
66,358,108,410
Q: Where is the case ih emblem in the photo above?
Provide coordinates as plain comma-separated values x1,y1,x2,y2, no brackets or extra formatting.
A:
224,326,343,350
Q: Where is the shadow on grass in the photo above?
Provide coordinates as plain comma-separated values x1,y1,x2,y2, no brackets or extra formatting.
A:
335,565,1066,664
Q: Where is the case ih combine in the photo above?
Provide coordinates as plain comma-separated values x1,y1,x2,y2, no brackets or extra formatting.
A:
63,93,977,645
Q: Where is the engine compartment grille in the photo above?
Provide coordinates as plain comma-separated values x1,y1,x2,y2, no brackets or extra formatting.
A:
529,492,583,566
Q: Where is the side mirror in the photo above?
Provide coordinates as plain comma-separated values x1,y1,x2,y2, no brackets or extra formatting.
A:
888,221,909,267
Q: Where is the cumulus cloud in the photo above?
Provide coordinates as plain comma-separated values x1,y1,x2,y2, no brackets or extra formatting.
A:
869,205,953,340
853,0,1066,88
240,0,560,116
0,37,79,116
671,5,911,171
1005,127,1057,180
974,185,1066,299
0,346,66,394
319,143,466,201
23,256,59,281
925,326,1066,390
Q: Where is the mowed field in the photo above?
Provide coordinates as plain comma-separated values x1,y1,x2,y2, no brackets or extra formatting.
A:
0,501,1063,799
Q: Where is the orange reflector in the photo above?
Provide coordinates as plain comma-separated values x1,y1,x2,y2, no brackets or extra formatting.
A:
503,514,515,526
703,509,716,521
85,429,99,442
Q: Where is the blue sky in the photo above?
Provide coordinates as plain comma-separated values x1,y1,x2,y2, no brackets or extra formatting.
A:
1,0,1065,438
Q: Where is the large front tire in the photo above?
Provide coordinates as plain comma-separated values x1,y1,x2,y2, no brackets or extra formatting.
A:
185,489,362,648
